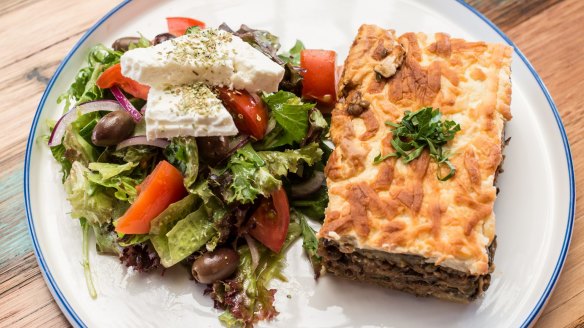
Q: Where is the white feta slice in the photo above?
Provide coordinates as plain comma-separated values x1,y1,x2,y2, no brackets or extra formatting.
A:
145,83,238,140
121,28,284,93
229,36,284,93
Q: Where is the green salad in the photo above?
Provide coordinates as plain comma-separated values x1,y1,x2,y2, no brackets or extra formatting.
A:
47,16,338,327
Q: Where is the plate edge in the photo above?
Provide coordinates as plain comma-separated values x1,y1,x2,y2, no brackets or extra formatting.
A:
454,1,575,327
23,1,576,327
23,1,132,327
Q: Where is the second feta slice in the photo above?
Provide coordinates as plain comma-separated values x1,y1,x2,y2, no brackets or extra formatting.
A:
146,83,238,140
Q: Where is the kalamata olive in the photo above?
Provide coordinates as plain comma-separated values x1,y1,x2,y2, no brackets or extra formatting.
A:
91,111,136,147
112,37,141,52
192,248,240,284
153,33,176,45
290,171,326,199
196,136,230,164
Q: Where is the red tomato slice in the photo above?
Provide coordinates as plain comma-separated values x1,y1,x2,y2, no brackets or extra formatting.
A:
248,188,290,253
217,88,268,140
134,173,153,195
96,63,150,100
116,161,188,234
166,17,206,36
300,49,337,105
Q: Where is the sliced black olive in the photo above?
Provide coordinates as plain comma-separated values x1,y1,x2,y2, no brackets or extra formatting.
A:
291,171,326,199
192,248,240,284
153,33,176,45
91,111,136,147
112,37,141,52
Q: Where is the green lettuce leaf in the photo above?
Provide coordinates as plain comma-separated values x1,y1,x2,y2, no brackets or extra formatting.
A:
223,144,281,204
149,194,199,235
209,222,302,326
118,233,150,247
277,40,306,95
92,225,121,255
110,145,162,180
80,218,97,299
190,180,216,203
222,143,323,204
258,142,322,176
112,145,158,163
86,162,141,202
218,311,243,328
162,206,216,267
278,40,304,66
257,91,315,149
292,209,322,274
58,44,122,111
127,34,151,50
309,108,328,133
149,195,199,267
191,181,232,251
64,161,115,226
291,186,328,221
49,143,72,182
149,193,228,267
45,120,73,182
278,62,304,95
164,137,199,192
58,110,105,170
88,162,136,180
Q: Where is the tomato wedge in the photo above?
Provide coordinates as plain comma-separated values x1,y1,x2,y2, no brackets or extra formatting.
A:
134,173,153,195
217,88,268,140
116,161,188,234
300,49,337,105
166,17,206,36
248,188,290,253
96,63,150,100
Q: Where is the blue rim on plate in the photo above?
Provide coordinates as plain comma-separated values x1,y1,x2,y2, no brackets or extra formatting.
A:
23,1,575,327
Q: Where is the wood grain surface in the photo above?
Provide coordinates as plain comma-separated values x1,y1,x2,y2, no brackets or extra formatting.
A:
0,0,582,327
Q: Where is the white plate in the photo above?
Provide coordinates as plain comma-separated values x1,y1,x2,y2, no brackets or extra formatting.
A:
25,0,575,327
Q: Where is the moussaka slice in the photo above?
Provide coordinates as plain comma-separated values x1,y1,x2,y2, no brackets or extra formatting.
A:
318,25,512,302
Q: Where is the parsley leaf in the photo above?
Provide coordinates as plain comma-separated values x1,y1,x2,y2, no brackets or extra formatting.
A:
374,107,461,181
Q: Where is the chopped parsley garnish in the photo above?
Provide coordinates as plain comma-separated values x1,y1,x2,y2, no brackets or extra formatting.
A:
373,107,461,181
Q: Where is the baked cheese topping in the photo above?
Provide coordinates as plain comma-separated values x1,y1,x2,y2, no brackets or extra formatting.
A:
319,25,512,275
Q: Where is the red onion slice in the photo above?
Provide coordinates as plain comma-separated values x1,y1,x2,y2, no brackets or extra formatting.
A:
115,136,170,151
48,100,122,147
111,85,143,123
244,234,260,271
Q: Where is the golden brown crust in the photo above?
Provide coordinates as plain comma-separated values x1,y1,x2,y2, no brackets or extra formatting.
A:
319,25,512,275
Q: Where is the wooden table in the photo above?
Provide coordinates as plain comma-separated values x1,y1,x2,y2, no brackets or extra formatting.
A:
0,0,581,327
